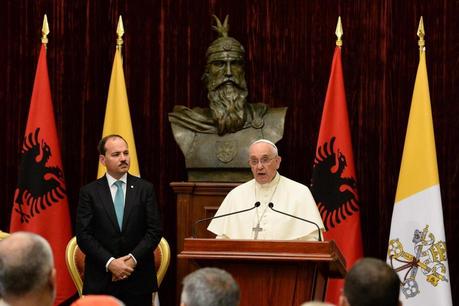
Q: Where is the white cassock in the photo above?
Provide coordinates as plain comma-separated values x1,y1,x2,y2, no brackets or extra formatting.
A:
207,173,325,240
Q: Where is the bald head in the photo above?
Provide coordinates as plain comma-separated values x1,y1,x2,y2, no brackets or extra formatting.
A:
301,302,335,306
0,232,55,301
71,295,125,306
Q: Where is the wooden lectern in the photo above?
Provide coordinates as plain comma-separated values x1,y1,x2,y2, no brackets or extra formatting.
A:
179,238,346,306
171,181,238,300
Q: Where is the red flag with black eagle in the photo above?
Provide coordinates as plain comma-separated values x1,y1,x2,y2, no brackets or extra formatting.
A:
311,46,363,304
10,44,74,305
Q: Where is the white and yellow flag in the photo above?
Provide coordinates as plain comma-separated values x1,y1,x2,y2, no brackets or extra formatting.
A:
97,46,140,178
387,22,452,306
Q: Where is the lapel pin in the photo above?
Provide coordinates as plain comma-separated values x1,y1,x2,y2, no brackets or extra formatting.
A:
130,185,134,188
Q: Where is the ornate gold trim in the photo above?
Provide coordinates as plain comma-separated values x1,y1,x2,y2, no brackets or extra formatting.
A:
64,236,171,297
65,236,83,296
0,231,10,240
156,237,171,286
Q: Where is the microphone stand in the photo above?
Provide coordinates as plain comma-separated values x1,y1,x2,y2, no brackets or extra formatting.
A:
268,203,322,241
192,202,261,238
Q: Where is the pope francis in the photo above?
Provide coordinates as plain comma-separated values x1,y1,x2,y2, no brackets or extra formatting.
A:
208,139,324,240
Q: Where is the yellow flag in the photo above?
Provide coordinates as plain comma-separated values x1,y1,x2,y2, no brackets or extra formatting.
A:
394,52,438,202
97,48,140,178
387,51,452,306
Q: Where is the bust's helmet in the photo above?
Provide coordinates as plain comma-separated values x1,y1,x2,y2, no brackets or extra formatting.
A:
205,15,245,63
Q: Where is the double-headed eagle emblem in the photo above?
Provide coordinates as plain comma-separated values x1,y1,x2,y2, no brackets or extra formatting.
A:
311,136,359,230
13,128,66,223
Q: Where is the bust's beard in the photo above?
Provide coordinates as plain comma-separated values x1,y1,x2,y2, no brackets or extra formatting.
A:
208,83,248,136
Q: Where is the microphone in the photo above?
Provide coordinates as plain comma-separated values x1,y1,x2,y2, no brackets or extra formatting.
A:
192,202,261,238
268,202,322,241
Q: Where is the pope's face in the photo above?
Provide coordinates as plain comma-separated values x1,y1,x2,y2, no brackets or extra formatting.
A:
99,137,130,179
249,142,281,184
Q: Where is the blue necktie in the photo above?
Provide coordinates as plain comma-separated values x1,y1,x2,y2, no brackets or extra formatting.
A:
113,181,125,230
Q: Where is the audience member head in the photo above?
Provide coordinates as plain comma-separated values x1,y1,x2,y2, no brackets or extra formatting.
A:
301,301,335,306
340,257,401,306
0,232,56,306
180,267,240,306
71,295,125,306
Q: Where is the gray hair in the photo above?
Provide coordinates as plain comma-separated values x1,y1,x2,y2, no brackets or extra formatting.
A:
250,139,278,155
181,267,240,306
0,232,54,298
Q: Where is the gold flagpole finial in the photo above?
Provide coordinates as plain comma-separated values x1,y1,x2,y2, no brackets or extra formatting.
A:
335,16,343,47
41,14,50,46
116,15,124,50
417,16,425,52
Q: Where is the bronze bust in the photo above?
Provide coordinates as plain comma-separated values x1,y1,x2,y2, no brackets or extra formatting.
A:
169,15,287,182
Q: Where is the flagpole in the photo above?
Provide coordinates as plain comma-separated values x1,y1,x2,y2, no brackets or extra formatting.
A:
417,16,425,52
386,17,452,306
116,15,124,54
335,16,343,47
9,14,75,303
311,15,364,305
41,14,49,47
97,14,140,177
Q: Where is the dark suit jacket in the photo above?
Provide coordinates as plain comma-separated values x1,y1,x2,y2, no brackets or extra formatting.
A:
76,173,162,295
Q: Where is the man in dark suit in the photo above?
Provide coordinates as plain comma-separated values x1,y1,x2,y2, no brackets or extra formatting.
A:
76,134,162,306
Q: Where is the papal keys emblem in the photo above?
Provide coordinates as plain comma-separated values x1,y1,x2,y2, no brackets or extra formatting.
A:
388,225,449,298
